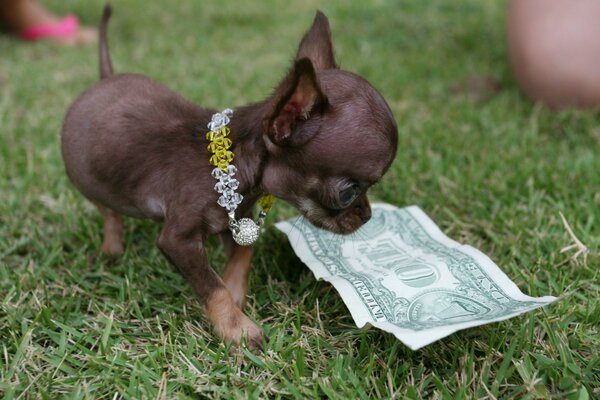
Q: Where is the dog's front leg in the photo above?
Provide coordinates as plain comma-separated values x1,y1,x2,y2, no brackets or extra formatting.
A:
223,240,253,310
157,222,264,350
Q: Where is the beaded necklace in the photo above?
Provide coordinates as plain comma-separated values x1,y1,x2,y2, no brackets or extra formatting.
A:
206,109,274,246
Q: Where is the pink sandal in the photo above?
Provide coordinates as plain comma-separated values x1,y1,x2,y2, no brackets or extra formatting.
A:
20,14,79,41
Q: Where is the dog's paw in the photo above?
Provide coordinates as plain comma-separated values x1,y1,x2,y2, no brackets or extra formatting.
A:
206,288,265,351
101,240,124,257
219,313,266,352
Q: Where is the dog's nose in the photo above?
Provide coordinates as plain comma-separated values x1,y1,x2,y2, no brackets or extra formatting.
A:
360,211,371,223
356,204,371,223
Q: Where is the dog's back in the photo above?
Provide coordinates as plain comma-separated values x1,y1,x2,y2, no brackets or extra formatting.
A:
60,6,211,219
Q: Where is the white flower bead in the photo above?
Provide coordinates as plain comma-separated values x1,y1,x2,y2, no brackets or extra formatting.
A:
214,181,226,193
226,178,239,190
231,192,242,204
217,195,229,209
222,188,235,199
225,164,237,176
212,168,224,179
220,175,232,186
208,108,234,132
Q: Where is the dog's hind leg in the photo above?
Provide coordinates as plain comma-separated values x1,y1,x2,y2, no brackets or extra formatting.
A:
97,204,124,256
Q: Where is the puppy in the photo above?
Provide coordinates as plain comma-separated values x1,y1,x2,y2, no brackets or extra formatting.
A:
61,5,398,349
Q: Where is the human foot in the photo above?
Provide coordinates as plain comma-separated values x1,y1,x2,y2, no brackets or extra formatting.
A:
0,0,96,45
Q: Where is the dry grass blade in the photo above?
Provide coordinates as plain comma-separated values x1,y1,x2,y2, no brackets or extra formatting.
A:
559,211,589,266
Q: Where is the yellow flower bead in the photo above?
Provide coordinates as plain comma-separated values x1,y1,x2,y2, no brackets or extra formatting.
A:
217,159,229,170
216,148,227,159
259,194,275,212
219,127,230,137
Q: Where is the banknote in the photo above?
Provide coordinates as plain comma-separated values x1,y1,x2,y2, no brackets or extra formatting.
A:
275,203,557,350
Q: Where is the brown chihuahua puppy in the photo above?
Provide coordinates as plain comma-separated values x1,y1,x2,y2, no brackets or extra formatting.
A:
61,5,397,349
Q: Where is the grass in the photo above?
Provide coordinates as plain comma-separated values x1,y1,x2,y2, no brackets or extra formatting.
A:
1,0,599,398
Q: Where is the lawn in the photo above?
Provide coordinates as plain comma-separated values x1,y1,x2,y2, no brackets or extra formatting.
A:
1,0,599,398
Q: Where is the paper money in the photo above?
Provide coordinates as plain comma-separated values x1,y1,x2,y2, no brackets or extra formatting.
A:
275,203,557,350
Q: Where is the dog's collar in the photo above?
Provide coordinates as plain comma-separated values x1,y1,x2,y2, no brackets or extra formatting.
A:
206,109,274,246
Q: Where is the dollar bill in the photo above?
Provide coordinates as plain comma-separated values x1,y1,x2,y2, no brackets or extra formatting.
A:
275,203,557,350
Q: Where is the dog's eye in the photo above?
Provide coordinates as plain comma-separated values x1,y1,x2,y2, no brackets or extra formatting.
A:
338,184,359,207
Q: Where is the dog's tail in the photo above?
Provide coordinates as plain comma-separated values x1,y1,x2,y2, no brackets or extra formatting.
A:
99,3,114,79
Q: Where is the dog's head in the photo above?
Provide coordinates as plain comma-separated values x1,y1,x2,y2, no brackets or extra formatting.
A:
261,12,398,234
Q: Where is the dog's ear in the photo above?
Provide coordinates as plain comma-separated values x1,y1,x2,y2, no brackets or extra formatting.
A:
295,11,338,70
265,58,327,145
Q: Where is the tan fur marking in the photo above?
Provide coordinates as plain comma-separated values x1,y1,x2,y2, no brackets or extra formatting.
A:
205,288,263,349
223,245,254,309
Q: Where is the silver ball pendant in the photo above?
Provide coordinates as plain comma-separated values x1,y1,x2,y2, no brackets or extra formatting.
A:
232,218,260,246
